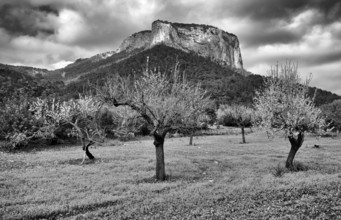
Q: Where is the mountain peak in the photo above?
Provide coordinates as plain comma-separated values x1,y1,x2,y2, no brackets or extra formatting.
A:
117,20,243,70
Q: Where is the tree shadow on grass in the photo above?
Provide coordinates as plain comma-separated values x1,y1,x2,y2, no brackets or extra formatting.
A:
58,158,97,165
135,173,204,184
0,139,78,154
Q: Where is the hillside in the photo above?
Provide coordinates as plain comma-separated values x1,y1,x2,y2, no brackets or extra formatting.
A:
64,45,263,105
0,63,49,77
0,66,64,102
45,49,144,81
63,45,339,106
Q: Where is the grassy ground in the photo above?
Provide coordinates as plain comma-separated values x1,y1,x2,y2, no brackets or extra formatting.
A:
1,131,341,219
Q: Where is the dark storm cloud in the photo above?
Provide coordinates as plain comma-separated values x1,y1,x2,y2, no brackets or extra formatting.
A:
216,0,341,23
306,50,341,66
0,3,58,37
313,0,341,23
225,0,309,21
244,47,341,70
212,0,341,47
37,5,59,16
0,0,145,49
240,22,303,47
272,51,341,67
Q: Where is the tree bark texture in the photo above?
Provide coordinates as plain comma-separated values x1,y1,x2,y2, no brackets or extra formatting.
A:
84,143,95,159
285,131,304,169
189,131,194,145
81,138,95,164
241,127,246,143
154,133,166,181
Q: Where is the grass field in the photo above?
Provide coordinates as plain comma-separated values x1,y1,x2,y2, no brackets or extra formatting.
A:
1,131,341,219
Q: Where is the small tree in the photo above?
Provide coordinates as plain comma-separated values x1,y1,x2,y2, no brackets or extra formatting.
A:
98,69,211,180
217,104,253,143
183,112,212,146
30,96,104,163
254,62,325,169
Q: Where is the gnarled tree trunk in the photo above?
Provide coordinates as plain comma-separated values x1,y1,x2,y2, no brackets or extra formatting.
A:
189,131,194,145
286,131,304,169
81,138,95,164
153,133,166,181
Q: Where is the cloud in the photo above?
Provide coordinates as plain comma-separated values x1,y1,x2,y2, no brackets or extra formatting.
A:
0,2,59,37
237,21,303,47
0,30,93,69
308,62,341,95
51,60,73,69
54,9,87,44
0,0,159,68
153,0,207,23
209,0,341,48
213,0,341,23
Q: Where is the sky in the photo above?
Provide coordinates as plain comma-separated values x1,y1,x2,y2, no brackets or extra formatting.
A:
0,0,340,95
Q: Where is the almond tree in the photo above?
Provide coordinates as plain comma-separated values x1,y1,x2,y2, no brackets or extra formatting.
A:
185,113,211,146
30,96,104,163
217,104,253,143
98,69,211,180
253,62,325,169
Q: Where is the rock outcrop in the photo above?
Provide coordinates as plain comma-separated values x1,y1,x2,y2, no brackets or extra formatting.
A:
89,51,116,62
117,30,152,53
117,20,243,70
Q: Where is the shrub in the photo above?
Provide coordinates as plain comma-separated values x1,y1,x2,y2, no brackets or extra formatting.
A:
271,161,309,177
291,161,309,172
271,163,287,177
0,95,47,148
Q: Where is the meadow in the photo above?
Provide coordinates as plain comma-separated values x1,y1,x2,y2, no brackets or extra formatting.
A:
1,131,341,219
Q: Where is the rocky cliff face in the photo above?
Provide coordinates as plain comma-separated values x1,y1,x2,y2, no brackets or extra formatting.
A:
117,30,152,53
117,20,243,69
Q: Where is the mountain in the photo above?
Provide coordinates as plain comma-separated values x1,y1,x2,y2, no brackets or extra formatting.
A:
64,44,258,105
117,20,243,69
0,20,340,106
0,63,49,78
60,43,341,106
0,65,64,102
117,30,151,53
45,20,244,82
45,48,144,82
